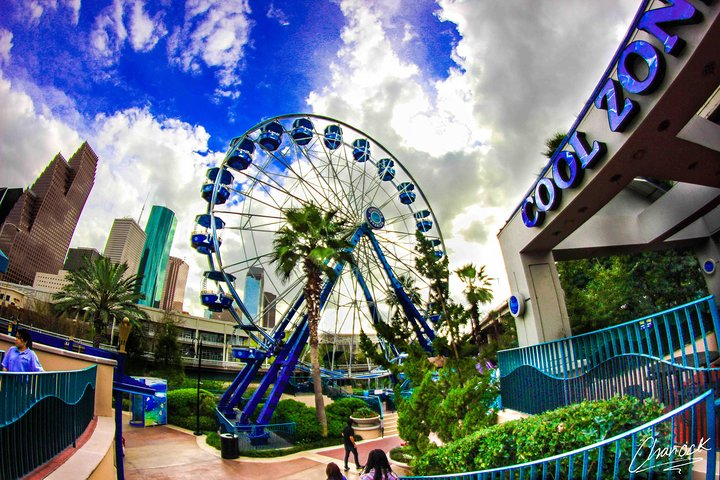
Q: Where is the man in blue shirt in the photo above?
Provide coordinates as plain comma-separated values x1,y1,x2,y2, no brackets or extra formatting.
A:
1,329,43,372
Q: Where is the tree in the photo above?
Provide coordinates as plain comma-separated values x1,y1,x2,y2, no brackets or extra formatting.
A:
154,310,185,384
270,203,353,436
455,263,494,350
53,257,148,347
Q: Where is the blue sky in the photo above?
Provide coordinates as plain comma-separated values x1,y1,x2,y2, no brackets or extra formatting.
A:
0,0,639,317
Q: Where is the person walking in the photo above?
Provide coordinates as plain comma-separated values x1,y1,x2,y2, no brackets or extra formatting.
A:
326,462,347,480
342,418,362,471
360,449,398,480
1,328,43,372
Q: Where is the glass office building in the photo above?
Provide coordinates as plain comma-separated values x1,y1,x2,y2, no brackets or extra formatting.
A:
137,206,177,308
244,266,264,320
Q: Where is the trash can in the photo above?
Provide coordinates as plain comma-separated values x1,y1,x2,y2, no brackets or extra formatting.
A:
220,433,239,459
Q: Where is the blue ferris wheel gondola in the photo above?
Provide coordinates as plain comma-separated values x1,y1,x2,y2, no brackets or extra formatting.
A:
324,124,343,150
202,167,234,204
196,214,225,230
204,270,236,284
259,121,284,151
227,138,255,171
201,291,233,312
207,167,234,184
377,158,395,181
291,118,314,146
191,231,221,255
398,182,416,204
352,138,370,162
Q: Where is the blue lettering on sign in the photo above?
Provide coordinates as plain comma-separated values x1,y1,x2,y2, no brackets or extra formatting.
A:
618,40,665,94
568,131,606,169
637,0,701,55
535,178,561,212
594,78,638,132
521,196,544,228
552,151,583,190
521,0,704,228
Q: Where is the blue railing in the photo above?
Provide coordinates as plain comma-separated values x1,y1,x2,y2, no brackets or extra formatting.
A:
498,296,720,410
0,366,97,478
402,389,717,479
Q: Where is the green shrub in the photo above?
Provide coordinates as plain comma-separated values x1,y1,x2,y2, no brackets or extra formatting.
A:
413,395,664,476
352,407,379,419
274,399,323,444
326,397,367,421
167,388,219,432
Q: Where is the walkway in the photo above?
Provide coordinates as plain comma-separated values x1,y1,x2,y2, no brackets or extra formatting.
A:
124,423,409,480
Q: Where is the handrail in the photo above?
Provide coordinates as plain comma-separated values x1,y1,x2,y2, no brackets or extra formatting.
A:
0,366,97,479
498,295,720,379
402,389,717,479
0,366,97,428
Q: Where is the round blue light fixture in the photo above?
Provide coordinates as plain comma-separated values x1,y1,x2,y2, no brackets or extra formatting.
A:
365,206,385,230
703,259,716,275
509,293,525,318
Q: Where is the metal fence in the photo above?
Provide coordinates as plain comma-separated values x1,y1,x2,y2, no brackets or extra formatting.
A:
401,389,717,480
498,296,720,413
0,366,97,478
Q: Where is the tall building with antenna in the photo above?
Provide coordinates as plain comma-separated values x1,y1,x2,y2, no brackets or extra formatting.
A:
104,218,146,279
137,206,176,308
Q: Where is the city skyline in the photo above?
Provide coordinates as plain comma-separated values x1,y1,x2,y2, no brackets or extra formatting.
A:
0,1,640,317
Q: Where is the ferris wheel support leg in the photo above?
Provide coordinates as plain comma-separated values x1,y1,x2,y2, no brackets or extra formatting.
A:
364,228,436,352
255,321,310,427
218,359,263,417
351,263,399,360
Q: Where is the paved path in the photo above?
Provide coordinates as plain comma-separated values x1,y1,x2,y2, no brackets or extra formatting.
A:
124,424,409,480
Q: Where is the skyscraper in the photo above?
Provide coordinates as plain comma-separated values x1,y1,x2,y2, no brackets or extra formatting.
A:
104,218,146,279
64,247,101,272
244,266,264,320
137,206,176,308
263,291,277,329
0,143,97,285
160,256,189,311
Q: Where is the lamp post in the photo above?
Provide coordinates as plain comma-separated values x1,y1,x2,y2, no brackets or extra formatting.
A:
194,334,203,436
115,317,132,480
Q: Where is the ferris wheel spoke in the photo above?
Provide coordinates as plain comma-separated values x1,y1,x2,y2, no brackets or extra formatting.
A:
261,147,340,209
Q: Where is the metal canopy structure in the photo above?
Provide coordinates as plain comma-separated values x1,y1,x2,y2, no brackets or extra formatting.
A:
498,0,720,347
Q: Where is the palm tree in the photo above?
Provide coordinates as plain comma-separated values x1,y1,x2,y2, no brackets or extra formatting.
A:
455,264,494,349
54,257,148,347
270,203,352,436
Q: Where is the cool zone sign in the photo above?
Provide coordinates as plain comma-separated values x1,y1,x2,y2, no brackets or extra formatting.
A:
522,0,708,229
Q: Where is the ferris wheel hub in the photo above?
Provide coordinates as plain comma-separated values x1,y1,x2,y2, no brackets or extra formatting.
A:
365,206,385,230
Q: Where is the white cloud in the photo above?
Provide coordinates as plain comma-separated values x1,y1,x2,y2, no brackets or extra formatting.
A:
0,73,83,188
267,3,289,27
89,0,167,66
128,0,167,52
168,0,253,98
0,70,223,316
18,0,81,26
89,0,127,65
307,0,639,304
0,29,13,65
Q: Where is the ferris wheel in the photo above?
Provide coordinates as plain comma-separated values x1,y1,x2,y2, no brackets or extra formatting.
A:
192,113,444,433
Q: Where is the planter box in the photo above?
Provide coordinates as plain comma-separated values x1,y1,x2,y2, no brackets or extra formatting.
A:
350,415,381,439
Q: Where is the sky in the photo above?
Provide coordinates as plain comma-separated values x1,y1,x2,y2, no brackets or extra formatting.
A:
0,0,640,319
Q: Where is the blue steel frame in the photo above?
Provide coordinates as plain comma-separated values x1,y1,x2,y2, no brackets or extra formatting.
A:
218,223,436,441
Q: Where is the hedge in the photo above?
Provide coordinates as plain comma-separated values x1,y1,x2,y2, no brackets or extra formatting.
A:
413,395,665,476
167,388,218,432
